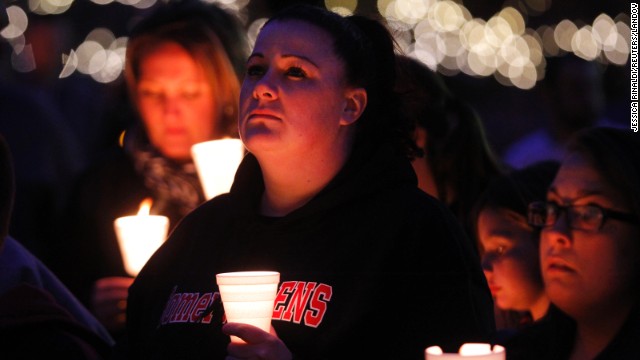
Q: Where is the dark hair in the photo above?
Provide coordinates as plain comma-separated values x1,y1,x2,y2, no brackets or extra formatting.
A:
567,127,640,220
264,4,418,158
0,134,15,248
125,0,248,137
541,54,605,130
481,160,560,216
395,55,505,220
544,54,603,88
128,0,247,77
472,160,560,241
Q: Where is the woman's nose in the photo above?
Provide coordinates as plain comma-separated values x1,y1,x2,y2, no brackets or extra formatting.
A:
541,211,571,245
541,215,573,250
252,74,277,100
161,96,182,116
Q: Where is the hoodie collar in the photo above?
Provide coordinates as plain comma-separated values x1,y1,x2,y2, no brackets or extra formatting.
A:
229,141,417,220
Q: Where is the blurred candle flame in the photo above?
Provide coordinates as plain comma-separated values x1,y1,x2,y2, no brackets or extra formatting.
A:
138,197,152,216
118,130,126,148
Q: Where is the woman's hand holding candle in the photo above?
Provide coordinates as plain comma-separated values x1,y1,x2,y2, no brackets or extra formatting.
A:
223,323,292,360
91,276,135,334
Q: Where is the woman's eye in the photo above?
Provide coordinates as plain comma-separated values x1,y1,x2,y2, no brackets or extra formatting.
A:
286,66,306,78
139,89,162,99
182,91,200,100
482,245,506,260
138,89,158,96
247,65,265,77
575,206,601,224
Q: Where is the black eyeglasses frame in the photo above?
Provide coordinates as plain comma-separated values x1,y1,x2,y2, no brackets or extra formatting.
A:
528,201,639,231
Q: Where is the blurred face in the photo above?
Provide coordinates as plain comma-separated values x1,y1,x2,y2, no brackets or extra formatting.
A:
136,42,218,161
239,20,361,160
541,153,640,319
478,208,547,317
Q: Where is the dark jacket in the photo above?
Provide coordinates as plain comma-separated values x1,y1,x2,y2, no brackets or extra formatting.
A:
0,284,113,359
0,236,114,346
505,304,640,360
120,141,495,359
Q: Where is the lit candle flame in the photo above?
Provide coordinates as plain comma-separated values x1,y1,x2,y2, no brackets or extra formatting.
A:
118,130,127,148
137,197,152,216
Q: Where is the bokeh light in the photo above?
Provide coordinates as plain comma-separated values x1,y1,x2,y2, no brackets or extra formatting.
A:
1,6,28,39
0,0,631,90
29,0,74,15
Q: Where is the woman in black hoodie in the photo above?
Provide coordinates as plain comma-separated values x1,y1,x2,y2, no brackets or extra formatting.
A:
121,4,495,359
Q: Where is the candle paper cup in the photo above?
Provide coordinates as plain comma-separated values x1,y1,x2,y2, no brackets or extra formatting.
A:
191,139,245,200
114,215,169,276
425,343,506,360
216,271,280,343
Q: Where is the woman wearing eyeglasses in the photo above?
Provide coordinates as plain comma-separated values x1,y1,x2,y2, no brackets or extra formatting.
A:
506,127,640,360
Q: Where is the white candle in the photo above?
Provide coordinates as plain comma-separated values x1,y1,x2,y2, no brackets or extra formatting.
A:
191,138,245,200
425,343,505,360
114,198,169,276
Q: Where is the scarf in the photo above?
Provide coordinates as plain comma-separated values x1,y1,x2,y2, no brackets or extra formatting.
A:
127,128,205,217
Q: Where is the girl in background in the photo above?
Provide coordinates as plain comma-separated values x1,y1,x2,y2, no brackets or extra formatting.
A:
473,161,558,337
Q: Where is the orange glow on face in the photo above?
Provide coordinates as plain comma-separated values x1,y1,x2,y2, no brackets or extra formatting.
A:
135,42,217,161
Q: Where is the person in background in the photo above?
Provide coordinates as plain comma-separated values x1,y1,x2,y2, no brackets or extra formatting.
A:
52,0,248,339
506,127,640,359
0,134,114,359
473,161,559,339
503,54,622,169
119,4,495,359
395,54,505,244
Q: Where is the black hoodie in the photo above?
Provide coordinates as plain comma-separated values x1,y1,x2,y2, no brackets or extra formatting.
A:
121,141,495,359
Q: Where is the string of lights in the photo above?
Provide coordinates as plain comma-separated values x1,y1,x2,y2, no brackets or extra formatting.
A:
0,0,631,89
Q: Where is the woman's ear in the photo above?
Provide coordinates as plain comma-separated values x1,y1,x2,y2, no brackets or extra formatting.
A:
415,126,428,149
340,87,367,125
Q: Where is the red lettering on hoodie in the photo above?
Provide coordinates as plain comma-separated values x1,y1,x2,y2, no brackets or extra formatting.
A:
191,292,215,323
272,281,332,328
159,288,218,325
273,282,295,319
177,293,199,322
284,282,316,323
305,283,332,328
